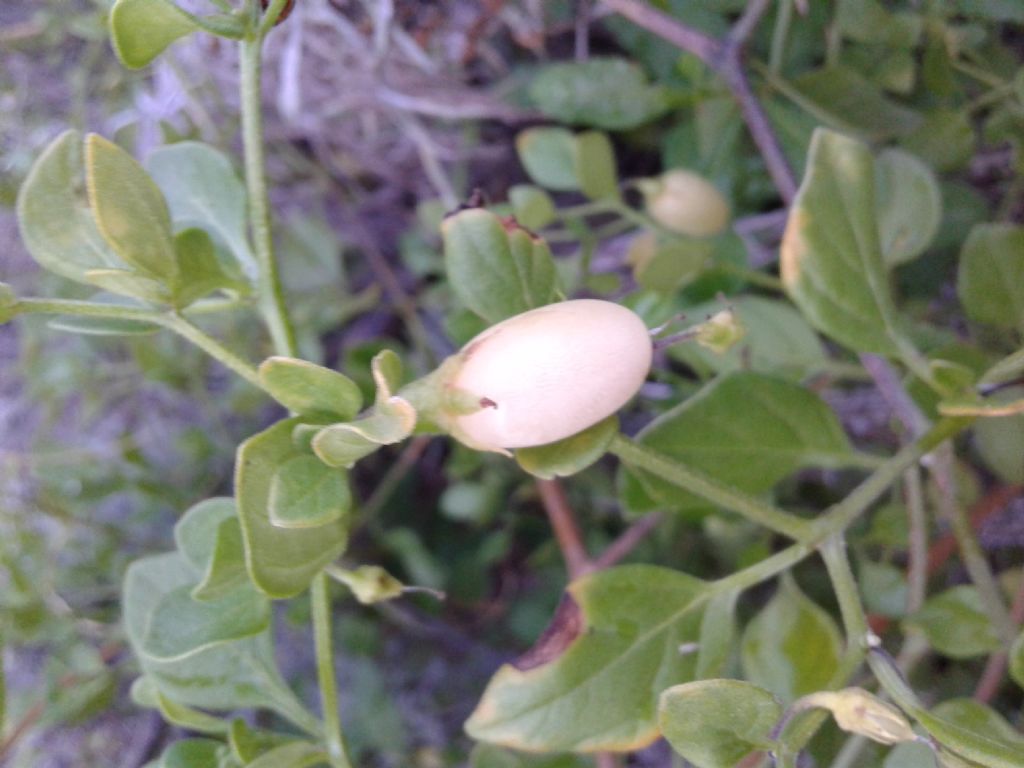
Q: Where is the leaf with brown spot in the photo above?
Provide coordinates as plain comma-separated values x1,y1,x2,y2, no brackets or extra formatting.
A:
465,564,712,753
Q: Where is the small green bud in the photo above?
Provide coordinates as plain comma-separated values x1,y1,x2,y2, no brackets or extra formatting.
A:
331,565,405,605
796,688,917,746
695,309,745,355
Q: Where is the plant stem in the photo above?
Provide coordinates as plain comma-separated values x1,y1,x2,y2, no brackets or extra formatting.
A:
311,572,354,768
821,534,869,641
239,30,298,357
609,435,812,541
537,478,593,578
769,0,793,73
161,314,264,390
931,445,1017,647
12,298,267,392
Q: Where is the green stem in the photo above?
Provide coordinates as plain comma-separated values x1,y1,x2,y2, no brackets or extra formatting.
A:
609,434,812,540
12,298,266,391
239,31,297,357
161,314,265,390
311,573,354,768
932,446,1017,647
714,541,812,593
769,0,793,73
716,261,784,291
820,534,869,641
808,417,970,539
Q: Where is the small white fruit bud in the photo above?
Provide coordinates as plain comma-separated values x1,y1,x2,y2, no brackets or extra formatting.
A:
641,170,730,238
447,300,652,451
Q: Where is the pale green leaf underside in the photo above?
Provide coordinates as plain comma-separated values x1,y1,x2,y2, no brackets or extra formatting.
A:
16,130,122,283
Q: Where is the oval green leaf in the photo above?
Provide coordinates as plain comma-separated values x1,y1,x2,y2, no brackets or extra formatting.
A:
516,128,579,191
465,564,712,752
740,576,842,702
258,356,363,421
268,455,351,529
515,415,618,480
110,0,200,69
86,133,177,281
875,148,942,266
903,585,1001,659
442,208,559,324
16,130,121,283
235,419,350,598
957,223,1024,330
659,679,782,768
146,141,256,279
781,128,903,356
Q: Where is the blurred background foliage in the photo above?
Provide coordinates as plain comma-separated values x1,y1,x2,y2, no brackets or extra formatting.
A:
1,0,1023,766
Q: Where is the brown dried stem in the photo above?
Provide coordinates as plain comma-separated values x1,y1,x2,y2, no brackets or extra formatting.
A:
537,478,592,579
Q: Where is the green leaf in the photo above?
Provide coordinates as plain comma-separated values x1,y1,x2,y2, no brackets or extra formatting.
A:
469,745,590,768
516,128,579,191
123,552,309,718
515,415,618,480
229,720,304,764
875,148,942,266
235,419,350,598
789,66,922,142
528,57,670,130
172,228,241,308
174,497,238,574
740,576,842,702
668,297,827,380
508,185,556,230
659,680,782,768
465,565,713,752
627,372,852,512
83,269,171,304
146,141,256,279
310,404,415,469
903,585,1001,659
141,582,269,663
697,589,739,679
573,131,619,201
156,739,223,768
859,560,909,618
1011,629,1024,690
953,0,1024,22
192,518,249,602
972,401,1024,483
442,207,559,324
16,130,122,283
836,0,922,47
154,691,230,735
957,224,1024,330
931,699,1024,751
257,356,363,421
900,109,975,172
110,0,200,69
781,128,904,356
268,455,351,529
86,133,177,281
631,234,711,295
246,742,328,768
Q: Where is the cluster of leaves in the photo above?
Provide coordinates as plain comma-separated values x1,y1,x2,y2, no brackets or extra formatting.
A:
3,1,1024,768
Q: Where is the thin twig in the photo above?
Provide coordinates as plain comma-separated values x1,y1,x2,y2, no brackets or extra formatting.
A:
593,512,663,570
859,354,929,437
536,479,592,579
903,466,927,615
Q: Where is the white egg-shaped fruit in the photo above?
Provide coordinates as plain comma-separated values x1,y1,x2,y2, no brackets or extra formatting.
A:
449,299,652,451
645,169,730,238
